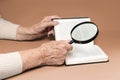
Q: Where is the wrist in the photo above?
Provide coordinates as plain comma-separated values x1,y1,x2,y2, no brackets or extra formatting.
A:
19,48,44,71
16,26,44,40
16,26,26,40
16,26,36,40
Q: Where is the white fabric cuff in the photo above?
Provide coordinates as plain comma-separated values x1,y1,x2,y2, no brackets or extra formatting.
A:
0,17,20,40
0,52,23,79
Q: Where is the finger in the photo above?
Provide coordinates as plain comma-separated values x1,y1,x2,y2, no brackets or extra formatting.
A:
48,30,54,36
60,41,73,51
43,21,59,28
50,30,55,36
48,15,60,20
43,15,60,22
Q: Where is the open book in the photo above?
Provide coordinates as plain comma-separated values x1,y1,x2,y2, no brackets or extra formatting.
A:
53,17,108,65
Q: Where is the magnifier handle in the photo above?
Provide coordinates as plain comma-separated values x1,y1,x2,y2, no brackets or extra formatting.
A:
69,40,74,44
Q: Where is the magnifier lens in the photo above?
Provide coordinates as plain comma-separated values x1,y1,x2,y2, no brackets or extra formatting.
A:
70,22,98,44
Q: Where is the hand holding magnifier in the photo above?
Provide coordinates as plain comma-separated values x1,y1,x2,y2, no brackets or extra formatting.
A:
69,22,99,44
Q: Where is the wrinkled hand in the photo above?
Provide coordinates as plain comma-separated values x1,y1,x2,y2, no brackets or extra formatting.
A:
20,41,72,71
36,41,72,65
16,15,60,40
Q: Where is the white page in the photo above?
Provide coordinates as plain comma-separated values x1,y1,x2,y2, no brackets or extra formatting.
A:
66,45,108,65
53,17,93,45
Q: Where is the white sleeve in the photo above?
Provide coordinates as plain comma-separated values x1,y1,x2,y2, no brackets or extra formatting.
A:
0,17,20,40
0,52,23,79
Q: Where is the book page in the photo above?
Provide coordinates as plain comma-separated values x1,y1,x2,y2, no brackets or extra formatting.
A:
66,45,108,65
53,17,94,45
67,44,107,59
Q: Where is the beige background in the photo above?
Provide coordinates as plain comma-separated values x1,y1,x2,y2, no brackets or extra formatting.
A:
0,0,120,80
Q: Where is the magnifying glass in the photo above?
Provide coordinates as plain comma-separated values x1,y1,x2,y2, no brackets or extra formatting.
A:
69,22,99,44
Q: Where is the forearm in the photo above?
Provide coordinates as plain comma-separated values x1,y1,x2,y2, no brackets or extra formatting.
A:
19,48,44,71
0,15,57,41
16,26,44,40
0,17,42,41
0,40,72,79
0,49,44,79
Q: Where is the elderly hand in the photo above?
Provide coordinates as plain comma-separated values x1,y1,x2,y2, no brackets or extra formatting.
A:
20,41,72,71
16,15,60,40
37,41,72,65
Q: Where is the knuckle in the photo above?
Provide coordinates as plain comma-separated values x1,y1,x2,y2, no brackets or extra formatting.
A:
67,44,73,50
52,15,60,18
44,16,49,19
